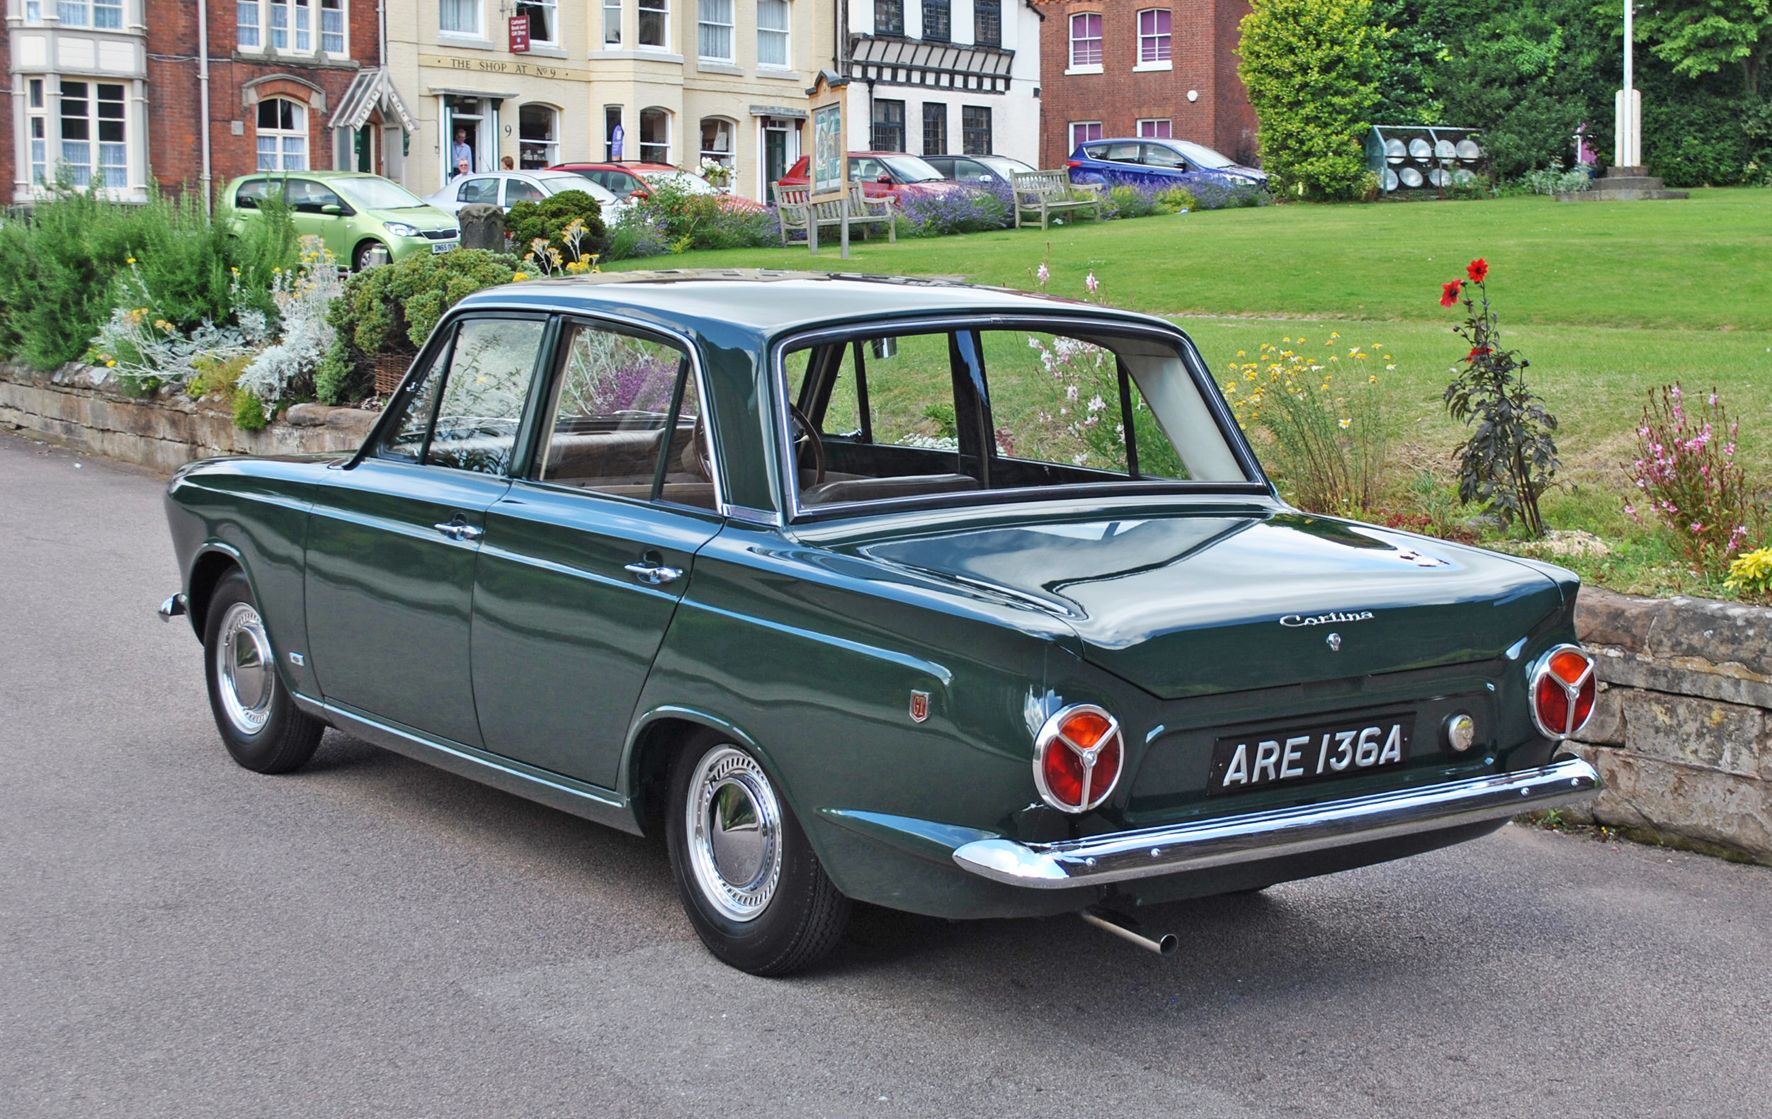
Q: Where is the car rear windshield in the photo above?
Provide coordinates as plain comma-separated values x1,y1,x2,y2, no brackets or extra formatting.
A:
338,178,430,210
779,321,1253,515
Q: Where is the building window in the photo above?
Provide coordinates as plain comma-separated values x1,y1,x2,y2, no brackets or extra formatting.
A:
605,107,624,159
757,0,790,67
25,0,41,20
1069,13,1102,68
240,1,343,53
638,0,667,48
256,97,308,171
973,0,1000,46
639,107,671,163
519,104,559,168
321,0,345,51
604,0,622,44
921,0,949,42
699,117,735,168
922,103,946,156
962,106,990,155
517,0,557,44
56,1,124,29
59,81,128,188
1069,120,1102,150
1137,8,1171,64
875,0,903,37
698,0,733,61
1137,118,1172,139
27,80,49,185
238,1,260,46
870,98,905,152
440,0,480,35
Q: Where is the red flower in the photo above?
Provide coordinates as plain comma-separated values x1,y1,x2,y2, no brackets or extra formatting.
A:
1467,346,1491,362
1440,280,1464,308
1467,258,1488,283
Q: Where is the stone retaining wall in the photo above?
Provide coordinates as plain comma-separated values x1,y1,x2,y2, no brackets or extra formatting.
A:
1572,589,1772,864
0,361,374,471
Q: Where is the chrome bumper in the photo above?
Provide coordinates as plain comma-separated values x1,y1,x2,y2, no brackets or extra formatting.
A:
951,756,1600,889
157,593,187,622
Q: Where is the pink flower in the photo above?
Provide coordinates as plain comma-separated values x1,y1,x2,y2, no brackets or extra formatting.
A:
1036,262,1050,287
1709,391,1719,406
1085,271,1099,295
1691,522,1704,533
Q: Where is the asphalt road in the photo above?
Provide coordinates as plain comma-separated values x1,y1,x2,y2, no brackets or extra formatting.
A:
3,429,1770,1119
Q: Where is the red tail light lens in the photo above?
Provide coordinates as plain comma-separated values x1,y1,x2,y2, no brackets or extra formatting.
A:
1530,645,1597,739
1065,160,1084,169
1034,704,1124,813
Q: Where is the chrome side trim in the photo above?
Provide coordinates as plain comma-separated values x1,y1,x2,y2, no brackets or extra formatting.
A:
951,756,1600,889
292,694,643,835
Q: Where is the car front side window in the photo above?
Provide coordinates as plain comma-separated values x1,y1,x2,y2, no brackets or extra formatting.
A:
379,316,548,475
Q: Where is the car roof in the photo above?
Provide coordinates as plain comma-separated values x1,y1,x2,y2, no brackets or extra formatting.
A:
227,170,392,183
548,162,675,173
454,270,1179,346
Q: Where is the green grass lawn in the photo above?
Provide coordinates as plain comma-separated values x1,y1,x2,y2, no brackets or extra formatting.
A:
610,189,1772,596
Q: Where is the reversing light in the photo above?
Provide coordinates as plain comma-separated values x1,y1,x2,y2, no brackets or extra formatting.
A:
1033,704,1124,813
1530,645,1597,739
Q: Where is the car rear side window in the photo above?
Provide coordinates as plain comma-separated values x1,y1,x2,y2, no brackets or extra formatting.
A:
531,320,712,509
379,317,547,475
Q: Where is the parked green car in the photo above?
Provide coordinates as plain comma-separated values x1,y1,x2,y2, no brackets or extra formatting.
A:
159,272,1600,974
219,171,460,270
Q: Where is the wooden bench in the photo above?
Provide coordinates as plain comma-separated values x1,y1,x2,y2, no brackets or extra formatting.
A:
774,183,897,245
1011,170,1104,230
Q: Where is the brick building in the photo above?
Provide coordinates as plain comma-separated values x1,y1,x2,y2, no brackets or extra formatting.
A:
1034,0,1255,168
7,1,406,206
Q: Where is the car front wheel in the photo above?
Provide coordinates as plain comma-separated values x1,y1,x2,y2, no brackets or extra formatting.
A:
352,240,390,271
666,734,849,975
202,569,323,774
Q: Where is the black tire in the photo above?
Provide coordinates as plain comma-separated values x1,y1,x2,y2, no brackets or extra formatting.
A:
202,569,323,774
352,240,387,271
666,733,850,975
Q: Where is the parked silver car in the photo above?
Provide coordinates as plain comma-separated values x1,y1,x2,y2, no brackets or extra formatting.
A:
425,170,623,218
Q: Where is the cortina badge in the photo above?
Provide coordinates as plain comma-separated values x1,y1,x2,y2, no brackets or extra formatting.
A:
909,690,931,723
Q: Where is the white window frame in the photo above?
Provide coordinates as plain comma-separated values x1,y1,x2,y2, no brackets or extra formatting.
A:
256,97,310,171
1068,13,1103,74
1135,7,1172,70
1137,118,1171,139
699,116,735,168
440,0,483,37
519,104,560,169
25,1,43,21
58,80,129,189
603,0,623,45
517,0,559,46
27,79,50,186
1069,120,1102,151
638,106,671,163
56,1,124,29
698,0,733,62
757,0,790,69
321,0,346,53
637,0,668,50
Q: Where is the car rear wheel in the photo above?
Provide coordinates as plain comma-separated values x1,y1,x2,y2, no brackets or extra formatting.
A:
203,569,323,774
666,733,849,975
352,240,390,271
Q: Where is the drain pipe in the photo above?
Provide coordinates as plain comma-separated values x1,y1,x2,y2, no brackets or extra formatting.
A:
197,0,213,212
1080,908,1178,956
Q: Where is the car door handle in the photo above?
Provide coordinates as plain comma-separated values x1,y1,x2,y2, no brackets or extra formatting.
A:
624,560,683,586
432,520,485,542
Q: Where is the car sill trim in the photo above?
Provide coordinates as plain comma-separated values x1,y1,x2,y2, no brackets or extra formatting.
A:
950,756,1600,888
293,694,642,835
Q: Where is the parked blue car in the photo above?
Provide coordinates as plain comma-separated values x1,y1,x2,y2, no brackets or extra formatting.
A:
1066,138,1269,191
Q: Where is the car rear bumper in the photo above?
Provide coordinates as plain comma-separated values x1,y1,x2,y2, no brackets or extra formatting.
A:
951,756,1599,889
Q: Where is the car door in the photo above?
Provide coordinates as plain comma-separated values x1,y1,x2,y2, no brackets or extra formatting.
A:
1140,142,1192,184
303,314,551,745
1097,142,1147,185
286,178,354,261
502,176,546,209
470,317,723,786
458,175,501,211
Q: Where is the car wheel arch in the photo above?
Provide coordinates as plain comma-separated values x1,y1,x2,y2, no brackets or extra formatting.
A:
623,707,781,839
352,238,388,270
187,544,247,641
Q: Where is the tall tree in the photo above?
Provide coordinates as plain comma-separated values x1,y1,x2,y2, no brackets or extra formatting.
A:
1638,0,1772,97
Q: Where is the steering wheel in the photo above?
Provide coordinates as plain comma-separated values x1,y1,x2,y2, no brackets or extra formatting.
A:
787,401,827,487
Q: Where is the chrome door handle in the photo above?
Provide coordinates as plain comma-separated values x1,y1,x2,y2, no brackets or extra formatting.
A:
432,521,484,542
624,561,683,586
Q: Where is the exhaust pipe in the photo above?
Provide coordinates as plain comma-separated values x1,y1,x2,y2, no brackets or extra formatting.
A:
1079,908,1177,956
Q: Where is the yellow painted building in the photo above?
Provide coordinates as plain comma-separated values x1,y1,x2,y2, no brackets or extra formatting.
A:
385,0,831,200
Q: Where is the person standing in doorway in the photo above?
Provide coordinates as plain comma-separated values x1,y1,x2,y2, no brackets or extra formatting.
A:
452,128,473,175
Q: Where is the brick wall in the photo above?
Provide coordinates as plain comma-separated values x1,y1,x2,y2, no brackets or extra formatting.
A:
143,0,381,197
1036,0,1255,168
1,23,14,197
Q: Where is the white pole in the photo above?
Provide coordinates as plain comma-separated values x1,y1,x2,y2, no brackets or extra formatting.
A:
1618,0,1639,168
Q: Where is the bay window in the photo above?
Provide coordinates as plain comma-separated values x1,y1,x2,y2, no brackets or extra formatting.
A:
638,0,667,48
59,81,129,189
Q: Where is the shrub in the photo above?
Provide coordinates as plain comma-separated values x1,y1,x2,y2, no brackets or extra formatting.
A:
1441,258,1558,538
1515,167,1592,195
236,237,345,407
607,210,671,260
1238,0,1384,200
316,247,517,403
1724,547,1772,600
1185,178,1271,210
0,188,152,368
506,190,609,261
1625,384,1758,568
898,184,1012,236
1221,332,1391,514
614,180,782,254
1105,184,1156,219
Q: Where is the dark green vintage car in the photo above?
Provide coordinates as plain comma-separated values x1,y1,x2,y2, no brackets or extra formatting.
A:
160,271,1600,974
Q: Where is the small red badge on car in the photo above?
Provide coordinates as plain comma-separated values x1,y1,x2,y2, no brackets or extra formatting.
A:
909,691,930,723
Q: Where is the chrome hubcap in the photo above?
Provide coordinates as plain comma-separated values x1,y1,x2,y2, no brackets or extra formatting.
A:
215,601,274,735
685,746,782,922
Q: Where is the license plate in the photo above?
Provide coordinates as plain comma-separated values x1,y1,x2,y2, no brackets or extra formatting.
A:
431,241,459,254
1210,714,1414,795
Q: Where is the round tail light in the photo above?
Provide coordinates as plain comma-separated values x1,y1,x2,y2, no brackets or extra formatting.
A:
1033,704,1124,813
1530,645,1597,739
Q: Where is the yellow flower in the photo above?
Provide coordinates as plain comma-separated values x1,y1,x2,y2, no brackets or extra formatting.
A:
1368,374,1378,384
105,359,117,367
126,257,136,265
512,271,529,281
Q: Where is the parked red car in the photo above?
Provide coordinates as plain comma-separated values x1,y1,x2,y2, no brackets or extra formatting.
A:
777,152,976,203
548,162,767,213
